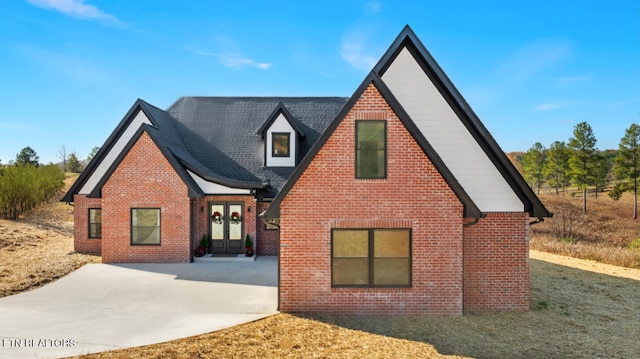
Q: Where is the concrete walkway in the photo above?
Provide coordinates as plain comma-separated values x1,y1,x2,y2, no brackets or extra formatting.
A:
0,256,278,359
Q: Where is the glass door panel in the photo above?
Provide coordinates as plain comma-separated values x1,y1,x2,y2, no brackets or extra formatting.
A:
210,204,225,253
227,204,243,252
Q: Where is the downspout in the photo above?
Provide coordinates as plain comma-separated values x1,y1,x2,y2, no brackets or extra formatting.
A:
529,217,544,226
462,214,482,314
463,217,481,227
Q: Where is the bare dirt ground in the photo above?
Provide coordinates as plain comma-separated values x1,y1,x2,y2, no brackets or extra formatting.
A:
0,178,99,298
1,182,638,358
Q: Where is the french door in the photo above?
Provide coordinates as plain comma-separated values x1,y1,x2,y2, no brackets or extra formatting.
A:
210,202,244,254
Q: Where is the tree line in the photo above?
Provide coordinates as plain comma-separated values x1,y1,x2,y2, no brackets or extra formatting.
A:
0,164,65,219
518,121,639,219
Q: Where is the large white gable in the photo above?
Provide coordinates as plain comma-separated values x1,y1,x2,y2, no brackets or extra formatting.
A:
381,47,523,212
79,110,152,195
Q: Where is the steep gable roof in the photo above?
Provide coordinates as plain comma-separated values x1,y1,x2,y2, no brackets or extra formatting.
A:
265,72,483,219
374,25,550,218
257,102,306,138
63,97,348,202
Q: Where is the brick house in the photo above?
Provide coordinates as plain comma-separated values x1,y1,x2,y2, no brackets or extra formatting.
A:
63,26,550,314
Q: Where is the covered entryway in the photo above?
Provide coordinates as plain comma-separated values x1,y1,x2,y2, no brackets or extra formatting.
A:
210,202,245,254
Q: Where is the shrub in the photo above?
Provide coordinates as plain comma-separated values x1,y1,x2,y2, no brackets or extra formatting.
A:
0,164,64,219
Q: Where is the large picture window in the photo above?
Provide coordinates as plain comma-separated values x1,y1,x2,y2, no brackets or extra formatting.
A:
332,228,411,287
272,132,290,157
131,208,160,245
88,208,101,238
356,120,386,178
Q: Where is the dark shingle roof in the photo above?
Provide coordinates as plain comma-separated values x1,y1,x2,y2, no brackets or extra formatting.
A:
164,97,349,198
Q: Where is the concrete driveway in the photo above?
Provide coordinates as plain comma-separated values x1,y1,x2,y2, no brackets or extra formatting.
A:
0,256,278,359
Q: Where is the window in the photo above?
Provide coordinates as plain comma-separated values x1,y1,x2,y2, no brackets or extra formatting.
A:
356,120,386,178
272,132,290,157
131,208,160,245
332,228,410,287
88,208,101,238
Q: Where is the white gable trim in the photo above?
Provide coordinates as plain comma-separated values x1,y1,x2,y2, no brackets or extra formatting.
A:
187,170,251,195
381,47,523,212
79,110,152,195
265,114,296,167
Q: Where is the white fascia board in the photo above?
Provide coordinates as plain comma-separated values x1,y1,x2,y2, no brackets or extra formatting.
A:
381,47,523,212
187,170,251,195
79,110,152,195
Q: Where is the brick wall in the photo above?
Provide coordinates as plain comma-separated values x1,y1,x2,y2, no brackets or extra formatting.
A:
73,195,102,255
101,131,191,263
463,212,530,312
279,83,465,315
256,202,279,255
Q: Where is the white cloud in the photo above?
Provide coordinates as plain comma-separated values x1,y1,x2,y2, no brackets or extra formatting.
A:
217,52,271,70
340,41,377,72
25,0,122,25
193,49,271,70
534,103,562,111
339,26,382,72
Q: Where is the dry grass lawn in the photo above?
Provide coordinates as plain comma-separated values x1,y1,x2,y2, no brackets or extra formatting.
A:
1,181,639,358
72,250,640,359
0,178,99,297
531,191,640,268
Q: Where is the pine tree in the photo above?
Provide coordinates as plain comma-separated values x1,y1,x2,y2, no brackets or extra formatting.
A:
522,142,547,194
15,146,39,167
544,141,570,195
568,122,597,213
613,123,640,219
67,152,83,173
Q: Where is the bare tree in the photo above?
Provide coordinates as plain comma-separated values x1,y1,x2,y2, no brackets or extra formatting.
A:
57,145,67,172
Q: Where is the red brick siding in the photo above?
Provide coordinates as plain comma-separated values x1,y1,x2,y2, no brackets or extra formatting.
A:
279,84,465,315
256,202,279,255
101,131,191,263
73,195,102,255
463,212,530,312
191,195,257,252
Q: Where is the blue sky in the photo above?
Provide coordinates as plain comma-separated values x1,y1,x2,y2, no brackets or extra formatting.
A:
1,0,638,164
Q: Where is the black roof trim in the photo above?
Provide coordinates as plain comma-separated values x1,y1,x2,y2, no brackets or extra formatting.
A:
265,72,483,219
373,25,551,218
87,124,202,199
175,155,267,190
257,102,306,138
61,99,162,202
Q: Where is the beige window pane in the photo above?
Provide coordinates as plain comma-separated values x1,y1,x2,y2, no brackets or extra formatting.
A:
133,227,160,244
373,258,410,285
333,258,369,285
133,209,159,227
333,230,368,257
374,229,410,257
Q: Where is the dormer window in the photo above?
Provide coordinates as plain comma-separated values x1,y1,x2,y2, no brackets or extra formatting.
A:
258,102,305,167
272,133,290,157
